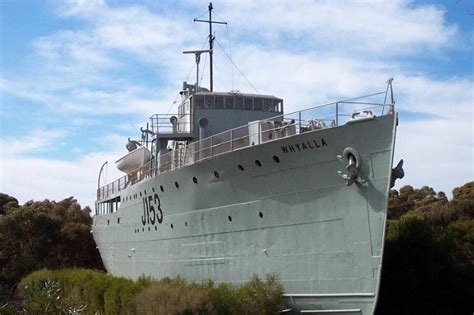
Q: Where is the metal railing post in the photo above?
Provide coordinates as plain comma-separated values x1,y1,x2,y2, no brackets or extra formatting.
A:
298,111,302,133
230,129,233,151
210,137,213,157
335,102,339,126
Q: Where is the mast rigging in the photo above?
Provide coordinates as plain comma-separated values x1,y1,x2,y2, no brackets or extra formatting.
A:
194,2,227,92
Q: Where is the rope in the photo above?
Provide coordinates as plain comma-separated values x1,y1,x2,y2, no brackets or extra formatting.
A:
214,38,260,94
164,37,209,115
225,24,234,91
212,12,234,90
200,50,208,85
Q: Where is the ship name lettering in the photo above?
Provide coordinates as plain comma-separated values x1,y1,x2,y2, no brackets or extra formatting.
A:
280,138,328,154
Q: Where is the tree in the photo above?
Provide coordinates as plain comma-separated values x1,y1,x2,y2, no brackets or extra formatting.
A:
0,195,104,299
0,193,18,215
377,182,474,314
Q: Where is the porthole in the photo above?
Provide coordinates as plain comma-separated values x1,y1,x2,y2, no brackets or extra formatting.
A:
140,192,142,197
228,215,232,222
259,212,263,218
155,226,157,231
185,221,188,227
175,182,180,189
152,187,155,192
148,227,151,231
160,185,164,192
238,164,244,171
214,171,220,178
171,224,174,229
142,228,144,232
273,155,280,163
255,160,262,167
144,190,147,195
193,177,198,184
117,218,121,224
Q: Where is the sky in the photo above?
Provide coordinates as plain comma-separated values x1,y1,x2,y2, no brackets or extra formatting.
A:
0,0,473,208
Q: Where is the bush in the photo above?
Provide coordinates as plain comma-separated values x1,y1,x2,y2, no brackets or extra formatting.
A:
20,269,284,314
20,269,144,314
135,277,211,315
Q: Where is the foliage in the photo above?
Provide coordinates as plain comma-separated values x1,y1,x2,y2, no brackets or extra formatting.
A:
20,269,283,315
0,195,104,300
0,193,19,215
135,276,211,315
377,181,474,315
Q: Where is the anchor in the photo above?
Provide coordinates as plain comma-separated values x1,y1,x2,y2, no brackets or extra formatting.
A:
337,147,364,186
390,159,404,188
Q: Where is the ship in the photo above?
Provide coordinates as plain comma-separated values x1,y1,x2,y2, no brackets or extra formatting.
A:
93,3,403,314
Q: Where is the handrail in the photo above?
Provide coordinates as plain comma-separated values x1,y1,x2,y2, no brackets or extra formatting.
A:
96,92,394,202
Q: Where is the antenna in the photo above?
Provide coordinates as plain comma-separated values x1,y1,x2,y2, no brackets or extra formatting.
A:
183,49,212,93
194,2,227,92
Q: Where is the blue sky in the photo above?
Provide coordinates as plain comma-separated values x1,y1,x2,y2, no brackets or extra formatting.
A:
0,0,473,207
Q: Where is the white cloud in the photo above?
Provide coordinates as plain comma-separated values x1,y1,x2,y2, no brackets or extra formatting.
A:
0,128,125,208
215,0,457,54
0,129,67,157
394,117,473,195
0,152,123,208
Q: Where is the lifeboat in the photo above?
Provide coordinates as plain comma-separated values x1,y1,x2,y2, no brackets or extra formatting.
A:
115,146,151,174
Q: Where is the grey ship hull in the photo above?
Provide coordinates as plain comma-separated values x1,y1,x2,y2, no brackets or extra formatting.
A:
93,113,397,314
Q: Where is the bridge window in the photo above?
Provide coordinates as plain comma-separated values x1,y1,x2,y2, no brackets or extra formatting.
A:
205,96,214,108
274,100,282,112
264,99,273,111
235,96,243,109
224,97,234,109
192,94,282,113
215,96,224,109
194,95,204,108
244,98,253,110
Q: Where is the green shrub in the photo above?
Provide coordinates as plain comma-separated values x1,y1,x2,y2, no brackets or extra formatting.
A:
20,269,284,315
202,274,283,315
135,277,212,315
20,268,143,315
104,276,140,315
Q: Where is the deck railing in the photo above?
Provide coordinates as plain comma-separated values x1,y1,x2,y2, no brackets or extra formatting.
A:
97,91,394,201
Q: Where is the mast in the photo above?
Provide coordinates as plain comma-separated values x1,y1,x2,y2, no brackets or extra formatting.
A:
209,3,213,92
194,2,227,92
